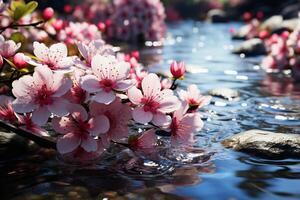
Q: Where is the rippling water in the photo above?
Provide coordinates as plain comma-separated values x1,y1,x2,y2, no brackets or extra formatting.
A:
1,21,300,200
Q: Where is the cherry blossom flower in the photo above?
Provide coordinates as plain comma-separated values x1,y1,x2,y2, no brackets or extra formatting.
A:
12,66,72,125
76,39,114,68
90,99,131,141
0,35,21,58
16,114,49,136
0,95,16,124
52,104,110,154
178,84,211,111
169,102,203,146
128,73,180,127
28,42,75,71
80,55,132,104
128,129,157,154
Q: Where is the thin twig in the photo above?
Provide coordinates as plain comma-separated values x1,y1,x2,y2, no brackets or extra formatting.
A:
0,21,45,33
0,120,56,149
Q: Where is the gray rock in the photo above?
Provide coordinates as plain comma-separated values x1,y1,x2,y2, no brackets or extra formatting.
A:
231,24,249,40
232,38,266,56
261,15,283,31
222,129,300,158
0,131,38,157
208,88,239,100
207,9,228,23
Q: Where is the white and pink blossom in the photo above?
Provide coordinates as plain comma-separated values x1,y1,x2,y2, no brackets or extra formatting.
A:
52,104,110,154
128,73,180,127
169,102,203,146
0,35,21,58
90,98,131,141
178,84,211,111
29,42,75,71
80,55,132,104
12,66,72,125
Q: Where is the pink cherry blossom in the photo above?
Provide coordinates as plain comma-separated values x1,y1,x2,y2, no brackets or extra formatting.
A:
178,84,211,111
76,39,114,67
29,42,75,71
12,66,72,125
90,98,131,141
128,73,180,127
52,104,110,154
80,55,132,104
128,129,157,154
0,95,16,123
0,35,21,58
16,114,49,137
169,102,203,146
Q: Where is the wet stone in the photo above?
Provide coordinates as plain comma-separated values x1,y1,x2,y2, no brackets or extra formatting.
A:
209,88,239,100
232,38,266,56
222,129,300,158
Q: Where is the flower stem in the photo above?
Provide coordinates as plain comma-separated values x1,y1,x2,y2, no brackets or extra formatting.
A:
0,21,45,33
0,120,56,149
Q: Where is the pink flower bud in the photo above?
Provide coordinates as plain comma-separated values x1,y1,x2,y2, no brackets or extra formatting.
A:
97,22,106,32
13,53,28,70
170,61,185,79
52,19,64,31
259,30,269,40
42,7,54,21
0,55,3,68
64,4,73,13
131,51,140,60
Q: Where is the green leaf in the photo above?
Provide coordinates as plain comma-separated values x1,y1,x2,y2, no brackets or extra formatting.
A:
13,1,38,21
22,1,38,17
10,0,25,12
3,58,17,69
10,32,26,44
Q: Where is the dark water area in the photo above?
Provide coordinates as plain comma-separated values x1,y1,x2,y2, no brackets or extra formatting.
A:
1,21,300,200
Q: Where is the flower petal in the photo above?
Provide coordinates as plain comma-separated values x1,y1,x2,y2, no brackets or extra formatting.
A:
132,107,153,124
80,74,102,93
47,98,69,117
33,66,54,88
93,91,116,105
33,42,49,61
115,79,132,91
57,132,81,154
81,135,97,152
31,106,51,125
127,86,143,105
152,113,171,127
88,115,110,136
142,73,161,98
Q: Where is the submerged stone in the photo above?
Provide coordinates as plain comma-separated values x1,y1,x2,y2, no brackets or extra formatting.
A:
222,129,300,158
209,88,239,100
232,38,266,56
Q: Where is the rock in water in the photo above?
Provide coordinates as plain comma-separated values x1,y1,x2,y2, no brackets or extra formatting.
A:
0,131,37,157
207,9,228,23
232,38,266,56
222,129,300,158
261,15,283,31
209,88,239,100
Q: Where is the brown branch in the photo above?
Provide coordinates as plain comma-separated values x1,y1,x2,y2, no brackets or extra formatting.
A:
0,20,45,33
0,120,56,149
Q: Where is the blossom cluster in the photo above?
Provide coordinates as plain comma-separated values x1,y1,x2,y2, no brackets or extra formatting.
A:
261,18,300,80
0,31,210,163
231,12,300,81
68,0,166,42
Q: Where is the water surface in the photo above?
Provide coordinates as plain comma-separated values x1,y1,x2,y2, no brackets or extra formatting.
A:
1,21,300,200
